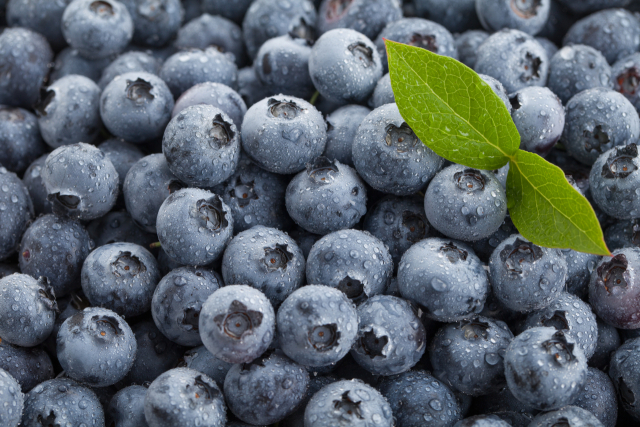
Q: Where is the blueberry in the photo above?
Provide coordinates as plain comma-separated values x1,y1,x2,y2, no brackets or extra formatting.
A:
62,0,134,60
222,226,304,307
379,370,462,427
21,378,104,427
323,104,371,167
509,86,564,156
505,327,587,410
98,138,145,195
151,266,222,346
156,188,234,266
50,47,112,83
563,8,640,65
57,307,136,387
101,71,174,144
556,0,631,14
475,29,549,94
0,368,23,427
562,248,600,300
309,28,383,104
279,374,338,427
413,0,480,33
0,340,54,392
528,405,605,427
455,30,490,68
471,215,518,263
36,75,102,149
123,154,185,233
476,0,550,35
198,285,275,364
119,0,181,47
288,226,321,260
589,247,640,329
106,385,148,427
611,52,640,113
224,351,309,425
425,165,507,241
369,73,395,109
176,14,245,64
172,82,247,132
589,319,620,370
286,157,367,235
471,385,539,418
353,103,444,196
454,415,512,427
42,143,119,220
0,274,56,347
120,319,185,386
479,74,513,114
6,0,71,50
318,0,401,41
0,27,53,108
608,337,640,421
144,368,227,427
351,295,426,375
536,37,559,60
19,214,93,298
236,66,274,108
202,0,252,23
489,234,566,313
398,238,488,322
98,51,161,89
81,242,160,317
159,48,238,99
242,0,317,59
0,106,46,175
254,34,314,99
241,95,327,175
306,229,393,304
179,345,233,390
163,105,240,188
0,168,33,260
571,367,617,427
215,156,292,233
306,378,393,427
563,88,639,166
520,292,598,359
156,246,183,277
277,285,358,367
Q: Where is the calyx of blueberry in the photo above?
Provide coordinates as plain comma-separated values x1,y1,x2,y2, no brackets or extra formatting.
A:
263,243,293,272
333,391,364,420
37,277,58,312
338,275,366,303
541,310,570,331
180,305,200,331
583,125,610,154
619,377,636,405
510,0,542,18
307,156,339,183
190,375,220,401
522,52,542,82
112,251,146,277
326,0,352,20
230,178,258,207
50,193,81,211
385,123,418,153
500,238,543,274
268,98,302,119
37,411,58,426
289,17,316,45
597,253,629,293
454,169,486,193
617,66,640,96
461,318,490,340
542,331,575,366
214,300,263,340
208,114,234,148
126,78,154,104
92,314,123,338
408,33,438,53
308,323,340,352
602,144,638,179
348,42,374,68
35,88,55,117
359,328,389,358
440,241,468,263
90,1,114,16
197,196,228,231
402,211,428,243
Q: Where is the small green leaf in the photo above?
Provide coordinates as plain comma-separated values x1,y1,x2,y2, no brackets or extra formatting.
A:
385,39,520,170
507,150,611,256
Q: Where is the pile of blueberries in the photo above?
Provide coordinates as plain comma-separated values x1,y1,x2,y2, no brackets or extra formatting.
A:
4,0,640,426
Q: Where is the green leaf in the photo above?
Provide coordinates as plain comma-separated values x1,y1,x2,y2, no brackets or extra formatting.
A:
385,39,520,170
507,150,611,256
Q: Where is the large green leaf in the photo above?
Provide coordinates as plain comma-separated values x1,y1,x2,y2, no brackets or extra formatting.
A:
385,39,520,170
507,150,611,256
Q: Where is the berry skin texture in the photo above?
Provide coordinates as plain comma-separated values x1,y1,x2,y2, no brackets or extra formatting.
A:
222,226,305,308
425,165,507,241
476,0,550,35
413,0,480,34
353,103,445,196
156,188,234,266
398,238,489,322
351,295,426,375
589,247,640,329
19,214,93,298
151,266,222,347
309,28,383,104
528,406,605,427
98,51,161,90
608,337,640,421
589,319,620,371
612,52,640,114
318,0,402,41
489,234,567,313
106,385,148,427
504,327,587,411
0,168,34,261
455,30,490,68
56,307,137,387
180,345,233,390
277,285,359,367
41,143,119,221
0,106,46,175
119,0,182,48
571,368,617,427
430,316,514,396
453,415,512,427
0,368,23,427
305,379,393,427
224,351,309,425
323,104,371,167
0,340,54,392
172,82,247,132
62,0,134,60
0,274,56,347
286,157,367,235
81,242,161,318
144,368,227,427
562,248,600,300
306,229,393,304
198,285,275,364
163,104,241,188
241,95,327,175
379,370,462,427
